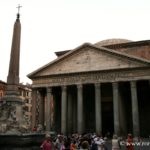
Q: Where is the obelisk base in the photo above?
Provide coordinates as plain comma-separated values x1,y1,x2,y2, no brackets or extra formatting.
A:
0,95,29,134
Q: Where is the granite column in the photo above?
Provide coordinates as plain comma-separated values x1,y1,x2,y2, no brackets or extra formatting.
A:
77,84,83,134
46,87,52,131
113,82,120,135
95,83,102,134
61,85,67,134
38,89,45,128
130,81,140,137
31,89,37,129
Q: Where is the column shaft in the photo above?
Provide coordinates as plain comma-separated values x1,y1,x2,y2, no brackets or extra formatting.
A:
77,84,83,134
31,89,37,129
95,83,102,134
68,93,73,133
73,94,77,133
46,87,52,131
61,86,67,134
130,81,140,137
39,90,45,127
113,82,120,135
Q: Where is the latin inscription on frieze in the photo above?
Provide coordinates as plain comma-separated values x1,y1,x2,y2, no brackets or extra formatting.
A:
33,69,150,87
50,72,129,83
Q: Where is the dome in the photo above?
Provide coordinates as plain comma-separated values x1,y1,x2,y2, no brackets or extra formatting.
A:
94,38,132,47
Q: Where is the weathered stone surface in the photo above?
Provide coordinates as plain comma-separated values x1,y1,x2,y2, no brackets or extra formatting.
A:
0,99,29,134
33,46,148,77
0,13,29,134
32,68,150,87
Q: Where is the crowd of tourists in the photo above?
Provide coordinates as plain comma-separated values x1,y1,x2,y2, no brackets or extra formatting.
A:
40,132,135,150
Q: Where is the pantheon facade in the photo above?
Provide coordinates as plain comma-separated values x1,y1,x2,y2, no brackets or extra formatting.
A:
28,39,150,137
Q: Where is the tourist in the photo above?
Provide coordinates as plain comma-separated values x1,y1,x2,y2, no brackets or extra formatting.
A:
40,134,53,150
95,135,107,150
80,140,89,150
91,138,98,150
111,134,121,150
32,126,37,132
64,136,71,150
70,140,77,150
37,124,43,132
126,134,134,150
55,134,65,150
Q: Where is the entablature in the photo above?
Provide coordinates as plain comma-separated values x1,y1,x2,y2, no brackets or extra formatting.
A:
32,67,150,88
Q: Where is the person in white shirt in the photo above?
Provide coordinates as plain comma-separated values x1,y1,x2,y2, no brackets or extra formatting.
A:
95,136,107,150
111,134,121,150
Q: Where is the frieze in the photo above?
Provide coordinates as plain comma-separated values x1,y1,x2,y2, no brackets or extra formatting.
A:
32,69,150,87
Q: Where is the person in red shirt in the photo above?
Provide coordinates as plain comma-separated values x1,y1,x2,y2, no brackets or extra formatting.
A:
32,126,37,132
40,134,53,150
126,134,134,150
70,141,77,150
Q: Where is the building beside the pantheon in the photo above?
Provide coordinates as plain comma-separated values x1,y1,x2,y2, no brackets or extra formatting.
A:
28,39,150,137
0,80,7,100
0,80,32,125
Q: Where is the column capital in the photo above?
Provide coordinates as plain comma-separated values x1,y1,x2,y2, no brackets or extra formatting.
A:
32,87,38,90
61,85,67,91
38,88,44,92
77,84,83,89
46,87,52,93
130,81,137,88
112,82,119,88
94,83,101,88
32,88,38,94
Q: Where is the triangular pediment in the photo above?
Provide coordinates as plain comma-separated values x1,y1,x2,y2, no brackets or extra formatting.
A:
28,43,150,78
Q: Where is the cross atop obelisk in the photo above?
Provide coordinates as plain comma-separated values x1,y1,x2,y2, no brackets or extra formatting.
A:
16,4,22,14
16,4,22,19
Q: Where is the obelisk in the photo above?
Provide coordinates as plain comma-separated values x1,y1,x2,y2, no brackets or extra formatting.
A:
6,6,21,97
0,5,28,133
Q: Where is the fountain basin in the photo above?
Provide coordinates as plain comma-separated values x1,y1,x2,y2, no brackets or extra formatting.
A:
0,132,45,150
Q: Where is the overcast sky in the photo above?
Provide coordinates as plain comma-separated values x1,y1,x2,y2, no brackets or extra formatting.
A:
0,0,150,84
